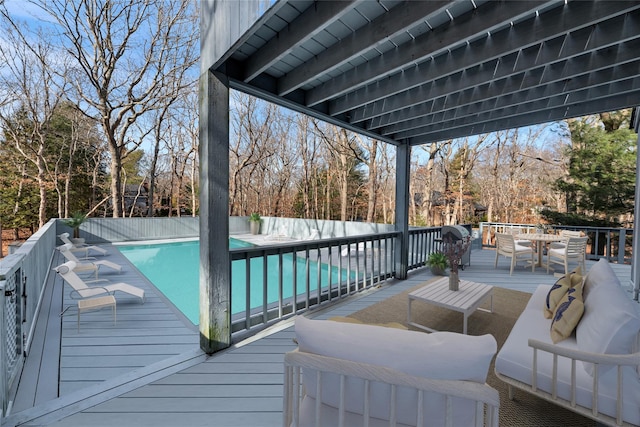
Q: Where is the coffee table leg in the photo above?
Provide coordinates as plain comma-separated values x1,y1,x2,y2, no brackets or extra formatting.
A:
463,312,468,334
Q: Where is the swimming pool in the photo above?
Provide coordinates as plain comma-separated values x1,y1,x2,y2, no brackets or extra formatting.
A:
119,238,350,324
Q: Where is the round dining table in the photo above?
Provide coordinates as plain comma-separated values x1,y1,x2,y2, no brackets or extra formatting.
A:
515,233,564,268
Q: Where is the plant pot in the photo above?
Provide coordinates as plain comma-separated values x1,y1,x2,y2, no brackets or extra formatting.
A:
70,237,85,245
430,266,446,276
250,221,260,235
448,271,459,291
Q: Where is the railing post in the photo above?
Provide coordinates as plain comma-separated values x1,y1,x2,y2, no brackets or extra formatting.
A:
0,279,6,417
618,229,627,265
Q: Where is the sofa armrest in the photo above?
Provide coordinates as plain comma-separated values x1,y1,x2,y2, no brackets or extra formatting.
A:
528,339,640,425
529,339,640,366
283,349,499,427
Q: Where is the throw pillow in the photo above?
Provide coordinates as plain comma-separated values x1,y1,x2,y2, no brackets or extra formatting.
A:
544,266,582,319
550,282,585,343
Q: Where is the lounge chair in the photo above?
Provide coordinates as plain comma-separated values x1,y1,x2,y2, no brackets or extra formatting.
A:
265,225,290,241
57,243,122,278
340,241,371,257
54,261,145,303
302,229,320,240
299,228,320,242
59,232,108,256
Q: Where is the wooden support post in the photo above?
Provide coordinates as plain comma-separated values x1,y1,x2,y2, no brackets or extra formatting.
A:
199,69,231,353
632,128,640,301
395,144,411,280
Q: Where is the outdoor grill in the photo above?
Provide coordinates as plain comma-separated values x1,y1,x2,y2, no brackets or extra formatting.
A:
441,225,472,269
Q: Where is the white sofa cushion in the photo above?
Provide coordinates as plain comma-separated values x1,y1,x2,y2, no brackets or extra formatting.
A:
583,258,619,300
295,315,496,383
576,277,640,376
294,316,497,425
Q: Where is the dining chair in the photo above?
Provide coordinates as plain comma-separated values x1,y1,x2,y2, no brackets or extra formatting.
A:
549,230,583,250
494,233,535,275
546,236,588,275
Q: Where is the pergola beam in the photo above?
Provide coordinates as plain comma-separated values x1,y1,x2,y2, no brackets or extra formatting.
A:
357,12,640,130
243,0,358,83
380,60,640,137
305,0,551,108
396,78,640,141
329,1,638,116
405,90,640,145
276,0,451,96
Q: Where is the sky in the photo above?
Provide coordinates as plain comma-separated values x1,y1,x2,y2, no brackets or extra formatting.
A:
3,0,54,23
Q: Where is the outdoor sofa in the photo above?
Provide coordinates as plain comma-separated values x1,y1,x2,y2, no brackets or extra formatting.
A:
495,258,640,426
283,316,500,427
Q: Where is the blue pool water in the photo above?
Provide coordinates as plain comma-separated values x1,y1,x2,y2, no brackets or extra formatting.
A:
119,239,350,324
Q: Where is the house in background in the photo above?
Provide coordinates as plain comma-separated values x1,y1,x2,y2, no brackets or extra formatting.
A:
123,182,149,217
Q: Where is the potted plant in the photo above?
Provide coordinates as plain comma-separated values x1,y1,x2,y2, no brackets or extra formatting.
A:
443,235,472,291
426,252,448,276
63,211,87,243
248,213,261,235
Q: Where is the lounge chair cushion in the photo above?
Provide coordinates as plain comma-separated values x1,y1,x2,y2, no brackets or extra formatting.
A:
576,277,640,376
294,316,497,425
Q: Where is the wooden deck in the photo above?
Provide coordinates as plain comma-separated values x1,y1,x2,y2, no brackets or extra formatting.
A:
4,246,633,426
7,245,199,424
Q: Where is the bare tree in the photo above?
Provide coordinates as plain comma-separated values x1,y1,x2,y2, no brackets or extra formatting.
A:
378,146,395,224
474,126,558,224
297,115,319,218
38,0,199,217
0,9,69,227
412,142,446,225
146,50,197,216
258,114,297,216
313,122,364,221
360,137,380,223
229,93,279,215
175,90,200,217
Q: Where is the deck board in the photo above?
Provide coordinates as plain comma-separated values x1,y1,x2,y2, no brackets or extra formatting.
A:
7,246,634,426
12,256,64,412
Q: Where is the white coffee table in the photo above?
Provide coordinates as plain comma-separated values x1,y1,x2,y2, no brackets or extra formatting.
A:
407,277,493,334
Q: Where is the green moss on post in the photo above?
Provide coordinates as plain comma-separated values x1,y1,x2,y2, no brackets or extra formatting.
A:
200,325,229,354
